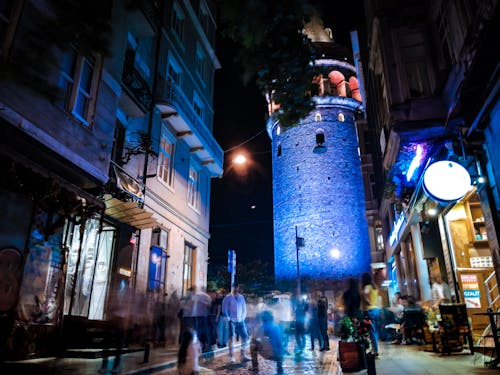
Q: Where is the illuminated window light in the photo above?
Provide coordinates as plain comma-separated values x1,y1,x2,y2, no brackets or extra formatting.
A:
338,112,345,122
277,126,281,135
315,112,322,122
406,144,423,181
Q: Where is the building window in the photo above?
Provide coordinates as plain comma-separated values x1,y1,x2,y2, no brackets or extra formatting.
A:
398,30,432,98
193,96,204,120
437,3,456,68
167,58,182,86
198,1,209,34
58,48,101,126
172,3,185,42
195,46,207,82
187,164,199,210
158,126,175,188
182,243,195,296
0,0,20,57
148,245,167,292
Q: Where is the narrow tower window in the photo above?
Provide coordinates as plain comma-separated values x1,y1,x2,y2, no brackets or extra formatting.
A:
338,112,345,122
315,112,322,122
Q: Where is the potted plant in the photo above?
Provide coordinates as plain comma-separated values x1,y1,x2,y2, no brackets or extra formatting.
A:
337,312,372,372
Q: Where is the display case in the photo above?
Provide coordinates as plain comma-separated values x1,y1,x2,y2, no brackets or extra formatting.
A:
465,194,492,269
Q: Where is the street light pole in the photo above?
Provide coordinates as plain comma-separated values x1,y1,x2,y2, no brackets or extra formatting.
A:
295,226,305,297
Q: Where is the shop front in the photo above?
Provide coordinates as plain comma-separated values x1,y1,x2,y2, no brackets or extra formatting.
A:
438,187,500,340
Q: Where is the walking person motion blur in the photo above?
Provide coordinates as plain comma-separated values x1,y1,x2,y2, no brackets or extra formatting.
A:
192,286,212,353
99,284,131,374
362,271,381,357
153,292,167,345
307,292,322,351
250,310,285,374
178,287,195,344
317,290,330,351
222,284,251,363
294,294,308,355
215,289,228,348
177,327,202,375
342,276,362,319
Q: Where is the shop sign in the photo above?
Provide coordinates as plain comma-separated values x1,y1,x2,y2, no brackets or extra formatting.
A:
460,274,481,308
423,160,471,203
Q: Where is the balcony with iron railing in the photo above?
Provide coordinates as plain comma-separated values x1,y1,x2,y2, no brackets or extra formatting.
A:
120,53,153,117
155,76,223,176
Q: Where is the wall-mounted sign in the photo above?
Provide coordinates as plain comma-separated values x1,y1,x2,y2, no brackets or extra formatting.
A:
423,160,471,203
461,274,481,308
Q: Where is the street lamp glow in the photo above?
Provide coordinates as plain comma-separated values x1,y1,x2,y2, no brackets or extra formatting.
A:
330,248,340,259
233,154,247,165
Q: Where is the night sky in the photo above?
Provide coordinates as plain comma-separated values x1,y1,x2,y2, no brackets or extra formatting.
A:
209,2,365,269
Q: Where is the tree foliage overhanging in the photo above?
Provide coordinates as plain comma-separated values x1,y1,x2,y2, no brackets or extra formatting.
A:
216,0,324,127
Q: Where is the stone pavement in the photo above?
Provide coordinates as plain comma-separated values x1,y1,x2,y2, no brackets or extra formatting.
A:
0,338,497,375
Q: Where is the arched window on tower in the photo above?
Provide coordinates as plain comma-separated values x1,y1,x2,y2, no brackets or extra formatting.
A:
328,71,347,97
315,112,322,122
313,128,327,154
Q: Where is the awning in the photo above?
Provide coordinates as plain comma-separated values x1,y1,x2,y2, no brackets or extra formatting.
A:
103,194,157,229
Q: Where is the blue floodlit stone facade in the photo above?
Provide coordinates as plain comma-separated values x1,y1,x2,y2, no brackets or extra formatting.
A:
270,97,370,282
268,97,371,283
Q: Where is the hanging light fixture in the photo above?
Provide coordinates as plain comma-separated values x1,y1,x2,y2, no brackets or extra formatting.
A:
423,160,471,204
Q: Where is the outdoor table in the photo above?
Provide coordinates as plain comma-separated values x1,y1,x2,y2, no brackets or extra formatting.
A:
473,309,500,368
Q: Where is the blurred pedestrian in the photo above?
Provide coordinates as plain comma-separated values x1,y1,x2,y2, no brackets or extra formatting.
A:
222,284,251,363
99,284,131,374
362,271,381,357
317,290,330,351
250,310,284,374
342,276,361,318
153,292,167,345
177,327,201,375
165,291,180,346
294,294,308,354
215,289,228,348
207,289,218,349
192,286,211,352
179,287,195,344
307,292,322,351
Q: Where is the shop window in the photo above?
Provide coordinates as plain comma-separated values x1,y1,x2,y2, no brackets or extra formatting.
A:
17,210,65,324
58,48,102,127
182,243,195,296
63,217,115,319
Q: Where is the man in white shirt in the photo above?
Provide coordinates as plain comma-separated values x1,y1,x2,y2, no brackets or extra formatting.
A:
222,284,251,363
